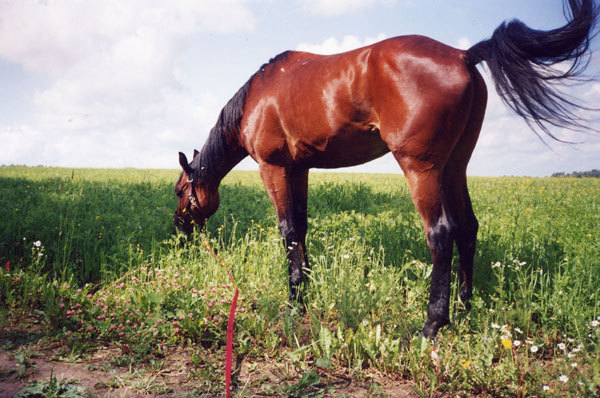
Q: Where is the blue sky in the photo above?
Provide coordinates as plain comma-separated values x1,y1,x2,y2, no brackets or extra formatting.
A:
1,0,599,176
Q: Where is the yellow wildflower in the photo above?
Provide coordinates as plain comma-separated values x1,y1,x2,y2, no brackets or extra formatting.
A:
501,339,512,349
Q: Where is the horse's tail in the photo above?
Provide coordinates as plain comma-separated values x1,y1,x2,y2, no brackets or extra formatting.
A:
466,0,599,139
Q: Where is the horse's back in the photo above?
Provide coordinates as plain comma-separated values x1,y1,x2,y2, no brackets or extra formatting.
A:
241,35,481,168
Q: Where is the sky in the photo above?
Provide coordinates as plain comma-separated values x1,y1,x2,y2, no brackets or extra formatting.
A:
1,0,599,176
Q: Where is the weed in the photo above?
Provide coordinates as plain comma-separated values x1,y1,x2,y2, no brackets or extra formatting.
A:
14,371,89,398
14,350,37,379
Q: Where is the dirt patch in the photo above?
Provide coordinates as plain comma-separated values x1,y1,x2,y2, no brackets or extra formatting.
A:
1,349,134,397
0,318,417,397
236,358,417,397
0,344,203,397
1,351,417,397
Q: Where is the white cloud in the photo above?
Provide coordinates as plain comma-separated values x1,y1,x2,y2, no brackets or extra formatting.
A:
0,0,255,77
0,0,255,71
296,33,388,54
456,36,471,50
468,68,600,176
0,0,255,168
298,0,395,16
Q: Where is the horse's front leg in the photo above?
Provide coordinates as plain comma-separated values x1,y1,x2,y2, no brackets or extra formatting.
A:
259,163,310,303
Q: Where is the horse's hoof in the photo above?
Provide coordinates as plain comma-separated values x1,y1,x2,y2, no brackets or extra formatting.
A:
421,318,450,340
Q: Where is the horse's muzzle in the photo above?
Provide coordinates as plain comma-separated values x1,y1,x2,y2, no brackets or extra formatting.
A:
174,211,194,235
174,211,207,235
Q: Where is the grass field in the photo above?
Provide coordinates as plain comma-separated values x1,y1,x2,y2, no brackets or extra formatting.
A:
1,166,599,397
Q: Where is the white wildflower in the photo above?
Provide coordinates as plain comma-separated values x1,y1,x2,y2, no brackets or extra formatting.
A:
513,340,521,347
530,345,539,353
557,343,566,351
559,375,568,383
34,240,41,247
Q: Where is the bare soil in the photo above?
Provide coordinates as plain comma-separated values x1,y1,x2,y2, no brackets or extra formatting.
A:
0,317,417,397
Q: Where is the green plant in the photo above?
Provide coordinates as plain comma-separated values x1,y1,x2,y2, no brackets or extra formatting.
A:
1,167,599,396
14,371,88,398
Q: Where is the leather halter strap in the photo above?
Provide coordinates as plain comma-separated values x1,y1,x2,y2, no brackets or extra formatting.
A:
186,177,199,210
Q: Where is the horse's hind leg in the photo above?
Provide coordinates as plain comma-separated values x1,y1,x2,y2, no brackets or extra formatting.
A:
442,175,478,308
380,61,485,337
400,157,480,338
395,159,455,338
442,69,486,308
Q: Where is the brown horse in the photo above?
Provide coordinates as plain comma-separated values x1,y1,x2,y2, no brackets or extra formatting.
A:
175,0,598,338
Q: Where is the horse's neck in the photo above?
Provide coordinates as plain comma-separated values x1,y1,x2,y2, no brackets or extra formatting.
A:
198,128,247,185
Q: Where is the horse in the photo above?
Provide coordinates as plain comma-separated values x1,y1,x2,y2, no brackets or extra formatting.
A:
174,0,598,338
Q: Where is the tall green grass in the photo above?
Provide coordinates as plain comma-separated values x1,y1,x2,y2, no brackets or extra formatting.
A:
1,166,599,396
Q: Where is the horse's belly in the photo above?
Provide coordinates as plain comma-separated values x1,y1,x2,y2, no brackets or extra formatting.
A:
298,128,390,169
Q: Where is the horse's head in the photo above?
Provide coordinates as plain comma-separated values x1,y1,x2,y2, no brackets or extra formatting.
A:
174,150,220,234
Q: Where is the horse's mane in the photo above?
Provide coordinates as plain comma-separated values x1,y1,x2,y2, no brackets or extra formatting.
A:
191,51,293,181
259,50,292,78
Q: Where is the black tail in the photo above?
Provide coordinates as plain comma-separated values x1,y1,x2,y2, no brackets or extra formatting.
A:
466,0,599,140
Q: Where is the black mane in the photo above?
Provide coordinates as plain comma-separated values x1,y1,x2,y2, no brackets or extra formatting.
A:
191,50,293,182
259,50,292,78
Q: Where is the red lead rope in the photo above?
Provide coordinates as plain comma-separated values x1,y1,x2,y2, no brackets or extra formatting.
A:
226,288,239,398
203,240,238,398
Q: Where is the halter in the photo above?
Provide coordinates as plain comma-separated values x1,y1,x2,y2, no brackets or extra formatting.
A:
186,165,207,212
186,176,199,210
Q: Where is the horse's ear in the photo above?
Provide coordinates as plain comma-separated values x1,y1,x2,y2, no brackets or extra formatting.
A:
178,152,194,176
193,149,200,159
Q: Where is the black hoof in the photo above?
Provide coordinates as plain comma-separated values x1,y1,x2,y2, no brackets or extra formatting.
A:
421,318,450,340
